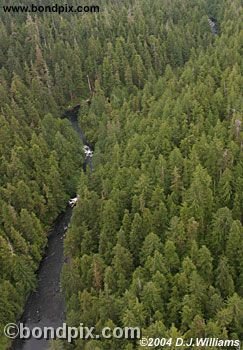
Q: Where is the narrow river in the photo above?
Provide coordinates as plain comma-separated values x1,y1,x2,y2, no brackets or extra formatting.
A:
12,109,88,350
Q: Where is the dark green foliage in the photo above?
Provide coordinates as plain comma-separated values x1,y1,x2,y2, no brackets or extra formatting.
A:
62,0,243,347
0,9,84,349
0,0,242,348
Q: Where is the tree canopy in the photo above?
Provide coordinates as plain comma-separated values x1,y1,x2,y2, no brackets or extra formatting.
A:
0,0,242,348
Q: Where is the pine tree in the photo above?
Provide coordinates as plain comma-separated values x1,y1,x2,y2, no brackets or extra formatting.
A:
215,257,235,299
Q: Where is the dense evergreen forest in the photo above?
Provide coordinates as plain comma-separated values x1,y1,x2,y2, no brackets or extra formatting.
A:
0,0,242,349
